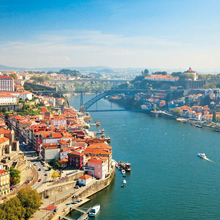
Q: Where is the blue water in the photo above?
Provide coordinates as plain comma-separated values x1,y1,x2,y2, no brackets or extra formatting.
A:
68,94,220,220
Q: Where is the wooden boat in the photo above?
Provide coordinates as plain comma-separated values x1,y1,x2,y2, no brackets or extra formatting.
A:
119,161,131,172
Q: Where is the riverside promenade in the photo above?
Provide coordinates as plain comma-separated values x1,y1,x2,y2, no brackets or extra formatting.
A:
31,166,115,220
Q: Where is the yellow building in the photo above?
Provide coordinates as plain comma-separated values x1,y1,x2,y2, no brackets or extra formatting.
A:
0,170,10,195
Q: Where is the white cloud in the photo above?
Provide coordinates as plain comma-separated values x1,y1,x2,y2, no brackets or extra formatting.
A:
0,30,220,70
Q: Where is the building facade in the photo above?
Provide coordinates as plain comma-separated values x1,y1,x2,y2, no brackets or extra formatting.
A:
0,170,10,195
0,76,14,91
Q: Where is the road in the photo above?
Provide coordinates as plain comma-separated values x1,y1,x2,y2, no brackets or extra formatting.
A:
18,140,48,190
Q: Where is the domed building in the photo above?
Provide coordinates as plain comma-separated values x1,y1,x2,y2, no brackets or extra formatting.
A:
183,67,198,81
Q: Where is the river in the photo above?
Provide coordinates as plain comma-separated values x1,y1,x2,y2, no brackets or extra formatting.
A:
67,94,220,220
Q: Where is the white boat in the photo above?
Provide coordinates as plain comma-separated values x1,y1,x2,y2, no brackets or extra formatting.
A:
123,180,126,184
89,204,100,217
121,169,125,174
198,153,207,159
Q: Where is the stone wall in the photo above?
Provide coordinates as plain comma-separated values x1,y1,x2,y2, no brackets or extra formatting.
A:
76,167,115,199
49,170,84,186
39,181,77,199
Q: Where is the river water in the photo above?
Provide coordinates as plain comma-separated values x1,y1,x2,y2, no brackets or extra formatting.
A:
68,94,220,220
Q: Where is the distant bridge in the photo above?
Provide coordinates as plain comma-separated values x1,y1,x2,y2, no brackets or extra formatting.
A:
80,89,178,112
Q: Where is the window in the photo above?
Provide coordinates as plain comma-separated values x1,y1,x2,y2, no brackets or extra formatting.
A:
98,165,100,168
98,172,100,175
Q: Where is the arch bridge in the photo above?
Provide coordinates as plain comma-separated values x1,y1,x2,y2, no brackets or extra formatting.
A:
80,89,175,112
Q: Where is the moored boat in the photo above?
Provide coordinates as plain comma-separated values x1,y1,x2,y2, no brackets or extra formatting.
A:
123,180,126,184
119,161,131,172
198,153,207,159
96,122,100,126
89,204,100,217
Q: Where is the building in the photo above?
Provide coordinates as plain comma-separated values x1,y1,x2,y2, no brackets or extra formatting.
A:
68,152,85,169
0,170,10,195
0,76,14,91
87,157,108,179
183,67,198,81
78,174,93,186
0,94,17,105
42,145,60,162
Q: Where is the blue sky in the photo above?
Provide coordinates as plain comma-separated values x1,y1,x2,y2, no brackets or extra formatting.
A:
1,0,220,70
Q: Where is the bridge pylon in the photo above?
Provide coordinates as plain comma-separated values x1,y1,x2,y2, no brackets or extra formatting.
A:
80,105,84,113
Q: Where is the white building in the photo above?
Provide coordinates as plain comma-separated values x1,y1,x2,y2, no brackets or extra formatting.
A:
0,94,17,105
19,91,33,100
0,76,14,91
78,174,93,186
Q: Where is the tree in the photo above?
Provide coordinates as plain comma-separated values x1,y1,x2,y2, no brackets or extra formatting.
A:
17,188,42,219
52,170,60,180
179,73,194,80
1,107,6,113
10,167,21,185
9,73,18,79
141,69,149,76
172,107,181,117
213,110,217,122
53,159,62,169
152,71,167,75
171,72,182,77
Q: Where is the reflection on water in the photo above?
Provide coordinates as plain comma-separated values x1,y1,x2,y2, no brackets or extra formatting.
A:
68,94,220,220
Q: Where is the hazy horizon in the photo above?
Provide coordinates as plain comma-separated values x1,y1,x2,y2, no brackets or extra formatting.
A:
1,0,220,71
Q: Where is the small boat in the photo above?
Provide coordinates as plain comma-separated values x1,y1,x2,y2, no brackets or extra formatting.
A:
123,173,126,178
198,153,207,159
97,129,105,134
89,204,100,217
121,184,125,188
105,137,111,143
119,161,131,172
121,169,125,174
96,122,100,126
123,180,126,184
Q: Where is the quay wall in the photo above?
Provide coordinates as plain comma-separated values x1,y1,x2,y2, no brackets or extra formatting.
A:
77,169,115,199
52,167,115,220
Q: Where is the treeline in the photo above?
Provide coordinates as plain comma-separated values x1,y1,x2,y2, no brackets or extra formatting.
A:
55,69,81,77
0,188,41,219
30,76,51,83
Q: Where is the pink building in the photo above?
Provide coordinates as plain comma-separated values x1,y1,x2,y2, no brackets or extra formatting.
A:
87,157,108,179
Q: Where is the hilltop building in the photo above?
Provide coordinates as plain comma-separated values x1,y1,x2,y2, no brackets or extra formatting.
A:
183,67,198,81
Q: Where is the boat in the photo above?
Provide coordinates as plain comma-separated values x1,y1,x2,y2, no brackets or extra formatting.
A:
119,161,131,172
105,137,111,143
198,153,207,159
88,204,100,217
97,129,105,134
121,169,125,174
121,184,125,188
96,122,100,126
123,180,126,184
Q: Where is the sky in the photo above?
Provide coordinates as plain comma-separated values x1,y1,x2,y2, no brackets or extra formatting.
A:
1,0,220,71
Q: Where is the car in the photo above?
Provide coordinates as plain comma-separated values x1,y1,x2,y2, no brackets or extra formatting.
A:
34,163,37,166
72,195,76,199
73,199,82,204
38,179,42,182
74,185,80,189
44,173,48,176
66,202,72,205
38,168,41,171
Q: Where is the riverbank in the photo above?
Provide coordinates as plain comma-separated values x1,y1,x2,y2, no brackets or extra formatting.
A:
50,166,115,220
